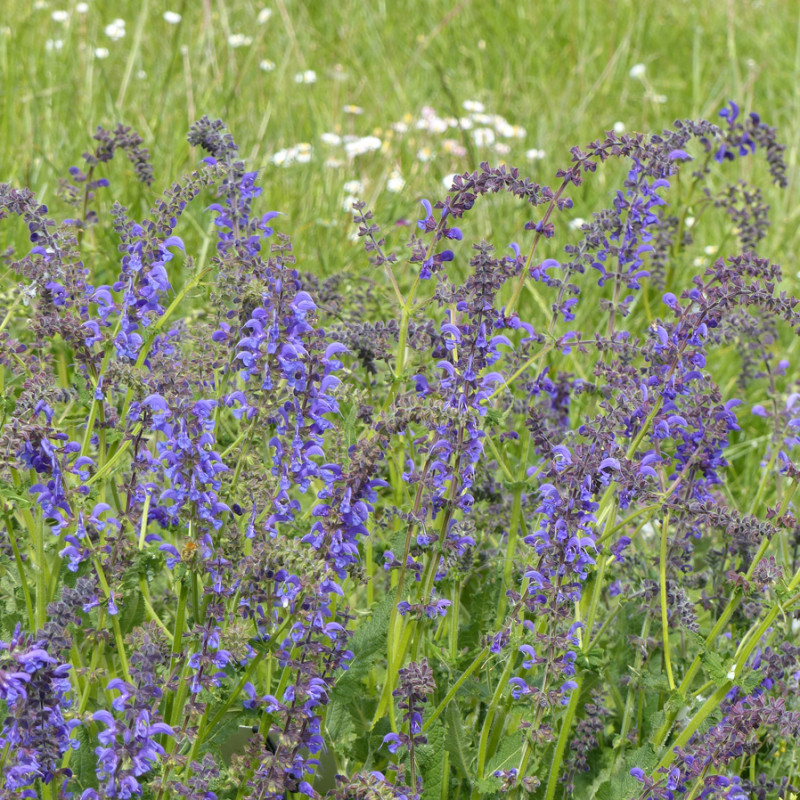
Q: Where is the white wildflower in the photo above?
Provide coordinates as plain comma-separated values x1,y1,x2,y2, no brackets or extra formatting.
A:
569,217,586,230
163,10,182,24
442,139,466,157
295,143,312,163
259,59,276,72
228,33,252,47
342,195,359,212
525,148,546,161
415,146,434,163
386,170,404,193
492,115,513,136
416,115,447,134
343,179,365,195
51,9,69,22
343,104,364,115
320,132,341,146
442,173,458,190
45,38,64,51
493,142,511,155
629,63,646,79
704,245,718,255
344,136,382,158
472,127,495,147
75,2,89,12
271,148,292,167
94,47,109,58
613,121,626,134
257,8,273,24
462,100,485,113
104,18,126,41
294,69,317,84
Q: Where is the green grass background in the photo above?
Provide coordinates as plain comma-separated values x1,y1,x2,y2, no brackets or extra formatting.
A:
3,0,799,259
2,0,799,441
2,1,800,786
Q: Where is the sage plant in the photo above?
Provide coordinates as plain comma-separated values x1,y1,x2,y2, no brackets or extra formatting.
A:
0,102,798,800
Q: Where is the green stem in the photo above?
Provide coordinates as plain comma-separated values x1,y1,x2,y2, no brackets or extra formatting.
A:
164,579,189,726
505,178,572,319
655,603,781,772
615,616,652,768
3,510,35,630
91,554,131,682
34,509,48,630
652,532,773,748
543,679,581,800
496,433,530,626
660,511,675,691
475,644,518,780
423,648,489,732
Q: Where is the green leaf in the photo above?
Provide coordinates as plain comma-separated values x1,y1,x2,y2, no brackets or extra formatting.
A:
343,402,359,451
444,704,474,782
639,669,673,694
325,693,357,753
589,743,659,800
700,648,732,688
118,563,145,636
73,723,98,789
203,709,250,766
474,732,524,795
417,713,445,800
460,574,501,654
575,646,606,672
333,594,393,698
0,479,33,510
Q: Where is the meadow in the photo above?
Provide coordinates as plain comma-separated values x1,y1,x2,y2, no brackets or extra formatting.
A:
2,1,800,799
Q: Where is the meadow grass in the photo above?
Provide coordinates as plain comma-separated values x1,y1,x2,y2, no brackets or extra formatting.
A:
3,1,800,799
3,0,800,261
4,0,800,389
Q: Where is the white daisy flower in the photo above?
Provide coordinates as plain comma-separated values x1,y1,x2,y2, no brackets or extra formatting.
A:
343,179,365,195
104,18,126,41
525,148,546,160
228,33,252,47
386,170,404,193
473,128,495,147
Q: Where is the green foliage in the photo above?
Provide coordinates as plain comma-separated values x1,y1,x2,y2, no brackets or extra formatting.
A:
1,2,799,799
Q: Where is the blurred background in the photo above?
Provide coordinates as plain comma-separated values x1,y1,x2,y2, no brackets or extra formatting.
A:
1,0,798,280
